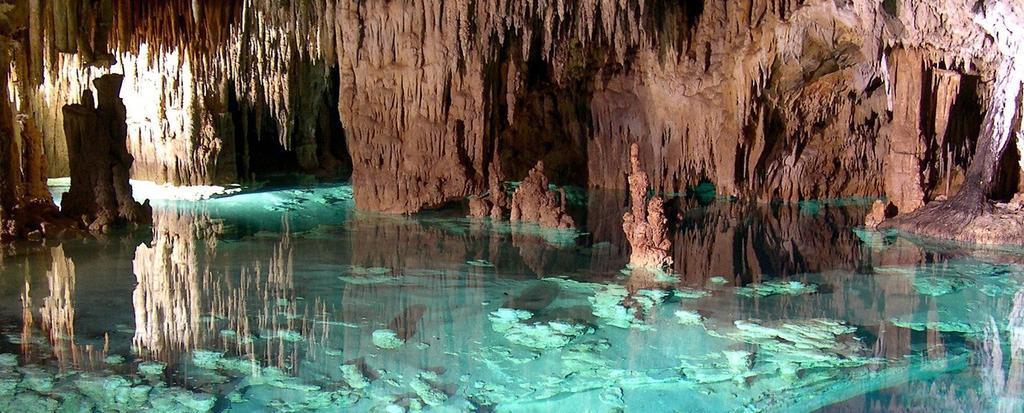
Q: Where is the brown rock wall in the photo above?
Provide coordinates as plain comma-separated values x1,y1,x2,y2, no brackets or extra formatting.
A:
2,0,1023,243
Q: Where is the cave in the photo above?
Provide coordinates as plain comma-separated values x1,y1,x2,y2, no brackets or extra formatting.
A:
0,0,1021,411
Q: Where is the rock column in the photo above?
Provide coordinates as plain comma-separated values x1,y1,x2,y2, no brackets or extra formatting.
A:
61,74,151,232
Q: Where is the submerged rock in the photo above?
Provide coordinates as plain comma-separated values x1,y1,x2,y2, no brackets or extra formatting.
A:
674,310,705,327
340,364,370,389
698,318,870,385
912,276,974,297
466,259,495,267
148,387,216,412
137,362,165,377
503,281,560,312
75,375,152,412
488,308,591,350
410,371,448,406
736,281,818,297
589,285,667,330
371,329,405,349
709,277,729,285
674,288,710,300
890,317,984,336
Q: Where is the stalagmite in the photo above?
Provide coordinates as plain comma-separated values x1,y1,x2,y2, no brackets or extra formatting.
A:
509,161,575,229
61,74,151,232
622,144,673,271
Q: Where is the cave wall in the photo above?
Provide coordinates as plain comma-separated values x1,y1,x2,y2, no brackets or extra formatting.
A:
28,1,348,186
329,0,1012,213
6,0,1023,217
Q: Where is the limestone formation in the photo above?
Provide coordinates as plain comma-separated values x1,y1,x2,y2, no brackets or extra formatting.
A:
0,0,1017,245
488,162,510,219
509,161,574,229
61,74,151,232
469,160,510,219
882,0,1024,244
864,201,896,229
468,197,490,218
622,144,673,271
0,25,65,240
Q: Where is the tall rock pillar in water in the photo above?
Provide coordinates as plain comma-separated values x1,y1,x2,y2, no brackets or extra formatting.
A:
61,74,151,232
622,144,672,271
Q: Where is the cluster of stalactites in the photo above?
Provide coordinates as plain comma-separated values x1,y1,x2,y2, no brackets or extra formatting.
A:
0,24,65,240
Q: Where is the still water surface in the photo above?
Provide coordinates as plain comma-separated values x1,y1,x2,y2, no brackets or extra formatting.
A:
0,183,1021,412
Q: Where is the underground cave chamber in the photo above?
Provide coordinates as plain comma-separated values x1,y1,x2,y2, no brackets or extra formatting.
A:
0,0,1022,411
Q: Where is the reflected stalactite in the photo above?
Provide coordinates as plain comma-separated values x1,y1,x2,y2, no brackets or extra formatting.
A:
41,246,75,352
341,214,492,365
20,280,34,360
38,245,106,371
131,210,329,375
131,206,220,360
253,221,318,371
983,288,1024,413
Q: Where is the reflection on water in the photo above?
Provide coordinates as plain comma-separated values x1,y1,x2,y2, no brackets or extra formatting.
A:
0,184,1023,411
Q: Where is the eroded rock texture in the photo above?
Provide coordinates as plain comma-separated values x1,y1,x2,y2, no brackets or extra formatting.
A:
469,161,510,219
61,74,151,232
883,0,1024,244
0,0,1022,244
509,162,575,229
622,144,672,270
0,24,62,240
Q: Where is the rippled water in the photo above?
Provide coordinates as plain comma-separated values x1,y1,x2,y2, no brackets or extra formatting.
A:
0,183,1022,412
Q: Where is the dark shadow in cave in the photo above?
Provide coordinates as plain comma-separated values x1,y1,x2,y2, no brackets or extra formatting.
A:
227,64,352,187
992,143,1021,201
922,72,983,200
488,25,594,187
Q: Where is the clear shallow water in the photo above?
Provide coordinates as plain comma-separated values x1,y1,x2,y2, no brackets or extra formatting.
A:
2,184,1024,412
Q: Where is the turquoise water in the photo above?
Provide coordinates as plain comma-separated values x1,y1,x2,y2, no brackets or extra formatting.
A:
1,183,1022,412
